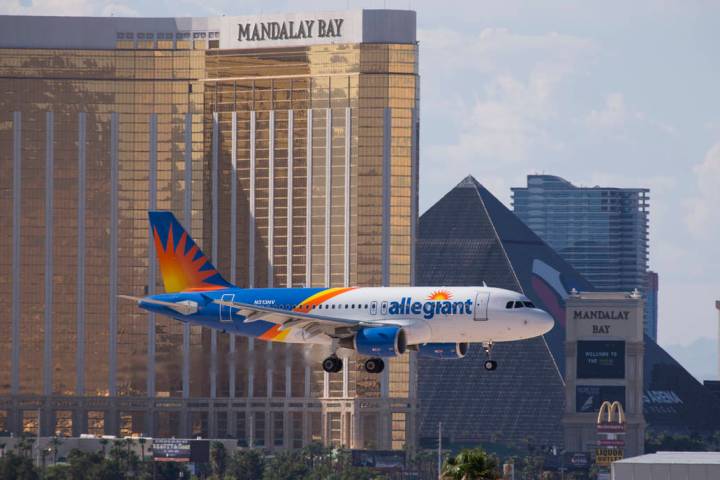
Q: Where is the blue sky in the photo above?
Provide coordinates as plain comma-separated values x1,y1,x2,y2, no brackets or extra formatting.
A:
3,0,718,379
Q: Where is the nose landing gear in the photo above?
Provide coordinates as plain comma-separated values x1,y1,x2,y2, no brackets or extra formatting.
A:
482,342,497,371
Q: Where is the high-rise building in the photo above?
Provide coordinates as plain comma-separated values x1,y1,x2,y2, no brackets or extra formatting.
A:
0,10,419,449
511,175,654,338
645,271,659,340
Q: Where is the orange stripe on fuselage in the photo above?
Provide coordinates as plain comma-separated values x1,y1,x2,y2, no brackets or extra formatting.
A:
293,287,356,311
259,287,356,342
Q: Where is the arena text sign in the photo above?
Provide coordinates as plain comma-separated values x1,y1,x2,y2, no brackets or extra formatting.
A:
238,18,345,42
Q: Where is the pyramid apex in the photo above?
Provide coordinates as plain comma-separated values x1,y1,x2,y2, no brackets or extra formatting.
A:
457,175,480,188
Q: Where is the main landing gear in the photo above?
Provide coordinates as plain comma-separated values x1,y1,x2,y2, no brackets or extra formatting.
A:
321,355,385,374
483,342,498,371
363,357,385,374
322,355,343,373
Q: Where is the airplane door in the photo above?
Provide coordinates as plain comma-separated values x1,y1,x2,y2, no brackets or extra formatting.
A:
220,293,235,323
474,291,490,321
370,301,378,315
381,301,388,316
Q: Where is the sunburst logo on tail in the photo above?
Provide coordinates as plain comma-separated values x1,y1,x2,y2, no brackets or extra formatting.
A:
154,227,224,292
427,289,453,301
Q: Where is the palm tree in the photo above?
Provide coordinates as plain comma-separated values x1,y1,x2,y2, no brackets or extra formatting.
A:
49,436,62,464
138,437,147,460
442,448,500,480
99,438,109,456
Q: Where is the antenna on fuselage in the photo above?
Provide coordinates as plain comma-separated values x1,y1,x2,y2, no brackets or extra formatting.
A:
482,281,487,287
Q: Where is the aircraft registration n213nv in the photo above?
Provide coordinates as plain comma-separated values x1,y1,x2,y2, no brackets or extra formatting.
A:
122,212,554,374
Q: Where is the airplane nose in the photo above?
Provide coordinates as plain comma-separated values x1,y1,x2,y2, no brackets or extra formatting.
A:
535,310,555,335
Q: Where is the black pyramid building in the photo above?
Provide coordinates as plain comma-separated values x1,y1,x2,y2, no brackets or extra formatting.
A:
416,176,720,448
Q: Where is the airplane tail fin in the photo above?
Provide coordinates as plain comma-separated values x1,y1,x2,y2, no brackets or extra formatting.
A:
149,211,233,293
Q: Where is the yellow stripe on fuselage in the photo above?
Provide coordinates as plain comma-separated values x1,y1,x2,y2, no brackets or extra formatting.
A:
259,287,356,342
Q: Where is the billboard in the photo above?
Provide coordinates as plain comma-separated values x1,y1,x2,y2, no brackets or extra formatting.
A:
152,439,209,463
351,450,405,470
576,386,626,413
153,439,191,462
577,341,625,379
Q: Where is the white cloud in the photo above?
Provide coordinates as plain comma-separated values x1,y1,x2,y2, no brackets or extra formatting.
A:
586,93,636,129
585,92,677,136
684,142,720,239
101,2,139,16
1,0,138,16
419,27,595,209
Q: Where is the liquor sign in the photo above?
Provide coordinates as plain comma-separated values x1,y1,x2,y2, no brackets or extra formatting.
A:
152,439,191,462
595,448,624,467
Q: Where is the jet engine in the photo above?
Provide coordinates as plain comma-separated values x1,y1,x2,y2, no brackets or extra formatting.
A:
414,342,469,359
340,326,407,357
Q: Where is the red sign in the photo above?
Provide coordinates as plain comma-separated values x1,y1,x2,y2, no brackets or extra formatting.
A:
596,423,625,434
598,439,625,447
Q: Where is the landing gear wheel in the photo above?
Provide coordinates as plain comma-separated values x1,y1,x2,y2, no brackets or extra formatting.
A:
364,358,385,374
482,342,496,371
322,355,343,373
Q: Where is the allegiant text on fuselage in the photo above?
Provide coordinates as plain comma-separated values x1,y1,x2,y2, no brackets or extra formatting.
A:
389,298,473,320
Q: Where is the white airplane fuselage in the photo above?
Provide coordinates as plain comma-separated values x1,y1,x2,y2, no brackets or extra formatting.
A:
141,285,554,348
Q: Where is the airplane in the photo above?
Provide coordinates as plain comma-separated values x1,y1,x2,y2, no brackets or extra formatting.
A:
121,211,554,374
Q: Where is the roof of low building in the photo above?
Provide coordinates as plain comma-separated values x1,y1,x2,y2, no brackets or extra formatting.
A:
615,452,720,464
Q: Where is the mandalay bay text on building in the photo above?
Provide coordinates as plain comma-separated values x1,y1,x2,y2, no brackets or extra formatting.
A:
0,9,419,449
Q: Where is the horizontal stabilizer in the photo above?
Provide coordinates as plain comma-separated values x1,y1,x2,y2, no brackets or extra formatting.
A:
118,295,198,315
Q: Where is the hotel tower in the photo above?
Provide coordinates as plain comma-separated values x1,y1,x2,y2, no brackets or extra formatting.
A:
0,10,419,449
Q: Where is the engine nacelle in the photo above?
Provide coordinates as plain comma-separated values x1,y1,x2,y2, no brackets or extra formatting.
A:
415,342,469,359
342,326,407,357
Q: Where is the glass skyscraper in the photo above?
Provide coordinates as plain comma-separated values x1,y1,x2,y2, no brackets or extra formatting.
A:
511,175,655,338
0,10,418,448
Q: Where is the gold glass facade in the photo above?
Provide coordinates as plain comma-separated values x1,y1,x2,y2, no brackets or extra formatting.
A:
0,21,418,450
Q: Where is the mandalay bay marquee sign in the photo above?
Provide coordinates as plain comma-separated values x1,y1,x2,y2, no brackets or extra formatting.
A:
216,11,377,49
238,18,345,41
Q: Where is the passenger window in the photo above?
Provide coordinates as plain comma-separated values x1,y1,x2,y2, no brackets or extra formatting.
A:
506,301,514,309
514,301,523,308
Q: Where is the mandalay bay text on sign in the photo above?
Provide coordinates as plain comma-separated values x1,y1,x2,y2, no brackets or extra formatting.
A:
238,18,345,42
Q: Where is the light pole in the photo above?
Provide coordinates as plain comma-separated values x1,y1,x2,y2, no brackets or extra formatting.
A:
716,301,720,379
437,421,442,480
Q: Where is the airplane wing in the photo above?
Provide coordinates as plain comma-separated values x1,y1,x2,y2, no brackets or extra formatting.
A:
213,299,391,338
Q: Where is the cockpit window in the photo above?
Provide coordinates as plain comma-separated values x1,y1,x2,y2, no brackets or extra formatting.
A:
506,301,514,309
514,301,524,308
523,301,535,308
